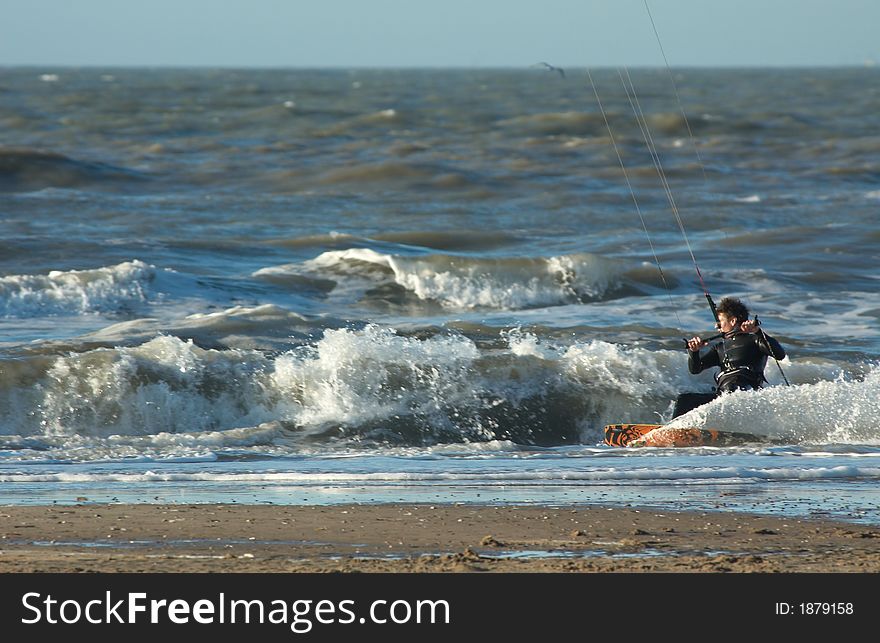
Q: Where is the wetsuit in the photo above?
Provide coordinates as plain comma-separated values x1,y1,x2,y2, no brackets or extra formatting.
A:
673,328,786,417
689,328,785,392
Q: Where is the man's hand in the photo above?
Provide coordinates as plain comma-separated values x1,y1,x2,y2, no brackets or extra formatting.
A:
740,318,760,333
687,336,707,351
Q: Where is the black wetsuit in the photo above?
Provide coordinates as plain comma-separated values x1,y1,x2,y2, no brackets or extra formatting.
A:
673,328,786,417
690,328,785,392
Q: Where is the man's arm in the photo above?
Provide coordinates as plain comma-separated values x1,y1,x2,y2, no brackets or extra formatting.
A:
755,329,785,360
741,318,786,360
688,344,719,374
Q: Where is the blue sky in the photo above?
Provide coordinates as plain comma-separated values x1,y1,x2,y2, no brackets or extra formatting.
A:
1,0,877,68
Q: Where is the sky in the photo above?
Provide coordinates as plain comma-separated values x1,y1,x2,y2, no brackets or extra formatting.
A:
0,0,877,68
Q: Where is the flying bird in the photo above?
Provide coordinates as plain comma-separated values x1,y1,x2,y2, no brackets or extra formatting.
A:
533,62,566,78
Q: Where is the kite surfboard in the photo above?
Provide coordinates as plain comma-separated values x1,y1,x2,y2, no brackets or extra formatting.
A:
604,423,770,448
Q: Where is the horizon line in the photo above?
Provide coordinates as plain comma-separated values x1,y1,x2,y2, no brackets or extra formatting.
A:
2,62,877,71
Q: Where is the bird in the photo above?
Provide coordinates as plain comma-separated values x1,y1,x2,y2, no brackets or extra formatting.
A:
533,62,566,78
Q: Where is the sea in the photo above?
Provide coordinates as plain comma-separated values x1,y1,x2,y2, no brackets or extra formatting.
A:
1,67,879,524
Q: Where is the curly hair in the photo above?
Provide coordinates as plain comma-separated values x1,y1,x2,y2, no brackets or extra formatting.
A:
716,297,750,323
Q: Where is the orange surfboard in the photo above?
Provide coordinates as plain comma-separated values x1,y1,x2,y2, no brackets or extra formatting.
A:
604,423,769,448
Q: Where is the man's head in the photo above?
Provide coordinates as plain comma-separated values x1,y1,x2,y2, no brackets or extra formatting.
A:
716,297,750,332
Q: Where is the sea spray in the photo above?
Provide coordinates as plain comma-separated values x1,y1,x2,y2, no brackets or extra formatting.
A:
0,260,156,316
0,328,875,449
259,249,626,310
668,365,880,443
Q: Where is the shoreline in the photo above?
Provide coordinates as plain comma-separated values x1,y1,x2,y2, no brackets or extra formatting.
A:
2,503,879,572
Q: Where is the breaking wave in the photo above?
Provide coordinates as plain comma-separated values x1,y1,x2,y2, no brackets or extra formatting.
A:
0,260,157,317
0,326,873,457
256,248,627,310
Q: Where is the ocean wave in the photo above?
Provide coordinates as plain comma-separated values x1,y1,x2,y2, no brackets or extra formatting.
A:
2,464,879,484
314,161,480,190
668,366,880,443
0,327,871,451
74,303,347,352
0,260,157,317
0,148,146,192
0,328,656,442
269,230,520,253
371,230,522,251
493,110,735,140
269,232,361,250
256,248,627,310
315,108,403,136
718,225,831,248
496,111,606,137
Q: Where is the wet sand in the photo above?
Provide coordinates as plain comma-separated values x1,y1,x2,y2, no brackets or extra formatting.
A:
1,503,879,573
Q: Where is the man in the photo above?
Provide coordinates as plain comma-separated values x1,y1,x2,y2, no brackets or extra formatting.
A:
672,297,786,418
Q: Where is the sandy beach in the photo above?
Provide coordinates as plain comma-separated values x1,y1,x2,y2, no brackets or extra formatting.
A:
1,503,878,573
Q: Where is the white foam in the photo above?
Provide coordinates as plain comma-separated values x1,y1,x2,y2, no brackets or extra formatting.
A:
1,327,486,440
19,335,275,438
271,324,482,428
2,464,878,485
264,248,623,310
0,260,157,317
0,326,875,451
668,366,880,442
504,327,559,360
775,293,880,341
